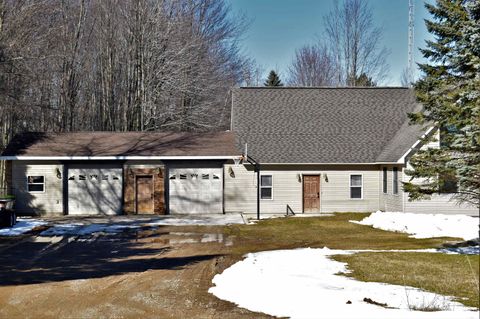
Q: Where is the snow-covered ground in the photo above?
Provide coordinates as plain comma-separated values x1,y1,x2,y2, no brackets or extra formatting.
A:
0,214,244,237
146,213,245,226
0,218,47,236
439,246,480,255
352,211,479,240
209,248,478,319
39,223,139,236
39,214,245,236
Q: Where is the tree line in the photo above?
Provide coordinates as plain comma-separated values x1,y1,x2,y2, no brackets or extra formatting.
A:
0,0,253,139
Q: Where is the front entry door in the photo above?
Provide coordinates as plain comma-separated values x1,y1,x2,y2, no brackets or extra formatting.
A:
303,175,320,213
136,175,154,214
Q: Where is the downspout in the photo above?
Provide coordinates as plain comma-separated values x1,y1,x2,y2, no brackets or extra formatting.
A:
256,163,260,220
244,153,260,220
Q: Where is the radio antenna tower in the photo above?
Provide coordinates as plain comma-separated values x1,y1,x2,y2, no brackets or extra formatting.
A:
407,0,415,87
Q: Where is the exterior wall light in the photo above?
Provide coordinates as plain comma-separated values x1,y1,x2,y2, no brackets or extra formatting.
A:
56,168,62,179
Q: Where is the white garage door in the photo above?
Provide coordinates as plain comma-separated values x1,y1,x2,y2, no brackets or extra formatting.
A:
68,167,123,215
169,168,223,214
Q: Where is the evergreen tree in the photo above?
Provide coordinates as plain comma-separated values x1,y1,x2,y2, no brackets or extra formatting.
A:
404,0,480,208
347,72,376,86
264,70,283,86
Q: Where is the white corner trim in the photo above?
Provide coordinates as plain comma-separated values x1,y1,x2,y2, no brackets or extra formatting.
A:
396,126,436,164
0,155,242,161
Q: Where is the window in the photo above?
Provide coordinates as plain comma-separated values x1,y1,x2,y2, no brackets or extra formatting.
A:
393,168,398,194
350,174,362,199
260,175,273,199
382,167,387,194
439,172,458,193
27,176,45,192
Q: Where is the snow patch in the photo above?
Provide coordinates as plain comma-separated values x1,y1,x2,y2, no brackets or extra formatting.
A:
0,218,47,236
39,214,244,236
146,214,244,226
209,248,478,319
438,246,480,255
352,211,479,240
39,223,141,236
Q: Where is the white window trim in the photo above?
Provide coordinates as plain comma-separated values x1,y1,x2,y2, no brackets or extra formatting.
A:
382,167,388,194
260,174,273,200
349,173,363,200
27,175,46,193
392,167,399,195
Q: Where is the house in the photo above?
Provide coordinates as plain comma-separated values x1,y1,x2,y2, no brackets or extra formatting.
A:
224,87,477,215
1,87,477,216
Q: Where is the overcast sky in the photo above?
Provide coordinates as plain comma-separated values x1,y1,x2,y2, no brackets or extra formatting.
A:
226,0,434,86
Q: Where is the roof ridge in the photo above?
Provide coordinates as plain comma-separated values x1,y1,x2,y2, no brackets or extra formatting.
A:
237,86,411,90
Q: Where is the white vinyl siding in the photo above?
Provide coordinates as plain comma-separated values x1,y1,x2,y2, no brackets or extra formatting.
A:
403,129,478,215
404,193,478,215
224,164,380,214
12,161,63,215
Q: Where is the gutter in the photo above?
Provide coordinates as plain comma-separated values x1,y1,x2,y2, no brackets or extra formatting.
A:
240,162,401,165
0,155,242,161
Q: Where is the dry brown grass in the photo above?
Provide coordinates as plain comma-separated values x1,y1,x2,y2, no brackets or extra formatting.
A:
333,252,480,308
221,213,456,255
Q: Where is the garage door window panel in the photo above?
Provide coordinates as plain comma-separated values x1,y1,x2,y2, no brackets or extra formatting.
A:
27,176,45,192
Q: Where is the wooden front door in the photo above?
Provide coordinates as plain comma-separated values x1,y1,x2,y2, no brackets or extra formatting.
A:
303,175,320,213
136,175,154,214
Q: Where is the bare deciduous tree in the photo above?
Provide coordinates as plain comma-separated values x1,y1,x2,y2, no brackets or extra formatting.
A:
0,0,252,187
323,0,389,86
288,44,335,86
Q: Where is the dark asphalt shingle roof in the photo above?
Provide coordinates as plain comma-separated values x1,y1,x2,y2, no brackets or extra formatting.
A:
232,87,426,163
2,131,239,157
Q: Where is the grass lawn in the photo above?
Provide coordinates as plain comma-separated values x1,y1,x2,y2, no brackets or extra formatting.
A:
222,213,457,254
218,213,479,309
333,252,480,308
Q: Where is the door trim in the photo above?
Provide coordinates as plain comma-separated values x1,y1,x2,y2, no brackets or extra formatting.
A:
302,174,321,213
135,174,154,214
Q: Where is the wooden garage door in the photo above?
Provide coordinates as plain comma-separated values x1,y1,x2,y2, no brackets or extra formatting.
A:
169,168,223,214
68,166,123,215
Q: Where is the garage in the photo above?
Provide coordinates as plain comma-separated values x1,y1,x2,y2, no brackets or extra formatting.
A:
67,165,123,215
169,168,223,214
